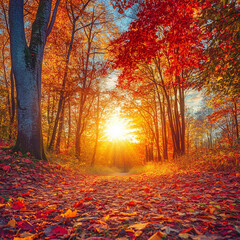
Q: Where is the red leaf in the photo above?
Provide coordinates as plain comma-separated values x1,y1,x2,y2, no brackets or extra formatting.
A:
2,165,11,171
127,201,136,206
180,227,193,234
24,159,32,163
144,187,150,193
21,192,31,197
73,200,84,208
18,221,33,231
12,200,25,210
50,226,68,236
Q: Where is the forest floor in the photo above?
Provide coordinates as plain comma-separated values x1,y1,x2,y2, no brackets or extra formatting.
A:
0,143,240,239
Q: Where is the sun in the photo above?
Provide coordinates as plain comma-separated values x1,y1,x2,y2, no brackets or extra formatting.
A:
105,117,128,141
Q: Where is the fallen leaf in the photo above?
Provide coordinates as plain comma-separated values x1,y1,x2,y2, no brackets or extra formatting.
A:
180,227,193,234
148,231,167,240
18,221,34,231
73,199,84,208
61,209,78,218
20,232,34,238
50,226,68,236
8,218,16,228
128,222,149,231
12,200,26,210
127,201,136,206
2,165,11,171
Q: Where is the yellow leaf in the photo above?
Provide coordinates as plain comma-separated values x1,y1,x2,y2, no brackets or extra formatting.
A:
13,237,33,240
8,218,16,228
134,230,143,237
120,212,137,216
148,231,167,240
103,215,110,221
61,209,78,218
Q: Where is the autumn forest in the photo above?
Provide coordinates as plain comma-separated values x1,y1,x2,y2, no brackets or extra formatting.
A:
0,0,240,239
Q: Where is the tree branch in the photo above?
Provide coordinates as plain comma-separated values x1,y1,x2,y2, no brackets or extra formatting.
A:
46,0,61,38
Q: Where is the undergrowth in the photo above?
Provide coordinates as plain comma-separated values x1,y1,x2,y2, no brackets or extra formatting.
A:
1,139,239,175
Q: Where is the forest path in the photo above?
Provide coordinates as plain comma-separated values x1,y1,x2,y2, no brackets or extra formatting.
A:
0,149,240,239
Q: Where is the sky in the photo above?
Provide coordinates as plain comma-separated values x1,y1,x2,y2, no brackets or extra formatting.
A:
185,90,204,112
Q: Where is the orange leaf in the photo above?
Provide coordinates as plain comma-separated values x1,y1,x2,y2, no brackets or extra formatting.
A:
61,209,77,218
148,231,167,240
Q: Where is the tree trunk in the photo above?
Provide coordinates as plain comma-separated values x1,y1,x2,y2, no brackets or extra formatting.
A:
9,69,16,139
48,16,77,151
56,101,65,154
67,100,71,149
179,81,185,155
75,20,93,160
75,93,86,160
9,0,60,159
91,92,100,167
233,101,239,140
153,91,161,162
161,98,168,159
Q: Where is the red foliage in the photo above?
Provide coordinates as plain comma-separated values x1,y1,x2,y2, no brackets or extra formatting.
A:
111,0,207,88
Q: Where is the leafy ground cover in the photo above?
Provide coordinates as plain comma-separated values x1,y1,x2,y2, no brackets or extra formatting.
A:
0,144,240,239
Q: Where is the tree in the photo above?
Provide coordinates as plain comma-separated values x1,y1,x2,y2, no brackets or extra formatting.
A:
110,0,205,157
0,0,16,139
9,0,60,159
47,0,92,152
198,0,240,98
208,96,239,145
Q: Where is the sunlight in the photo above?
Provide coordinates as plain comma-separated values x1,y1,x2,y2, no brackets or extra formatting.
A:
105,117,138,142
105,117,128,141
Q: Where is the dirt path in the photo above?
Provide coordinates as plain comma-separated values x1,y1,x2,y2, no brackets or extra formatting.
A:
0,150,240,239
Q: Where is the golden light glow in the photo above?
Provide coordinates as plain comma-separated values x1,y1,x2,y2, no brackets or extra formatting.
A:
104,117,138,142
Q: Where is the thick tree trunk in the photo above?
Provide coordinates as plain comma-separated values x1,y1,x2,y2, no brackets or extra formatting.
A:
14,69,46,159
9,0,60,159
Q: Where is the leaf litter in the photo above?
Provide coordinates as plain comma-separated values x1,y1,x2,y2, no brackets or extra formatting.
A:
0,148,240,239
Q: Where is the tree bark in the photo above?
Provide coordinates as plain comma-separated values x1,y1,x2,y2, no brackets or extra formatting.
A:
67,100,71,149
153,91,161,162
55,101,65,154
233,101,239,140
9,0,60,159
91,91,100,167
